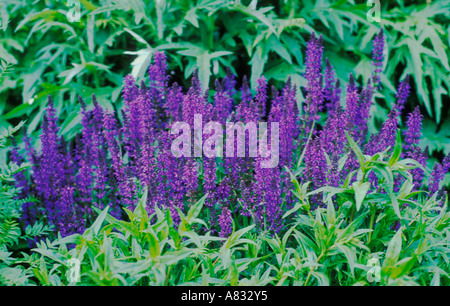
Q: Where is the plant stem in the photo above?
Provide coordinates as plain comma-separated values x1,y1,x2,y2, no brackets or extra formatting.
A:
349,206,355,223
304,252,325,286
367,208,376,244
165,265,172,286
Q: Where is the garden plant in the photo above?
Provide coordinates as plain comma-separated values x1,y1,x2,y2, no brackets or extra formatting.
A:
0,0,449,287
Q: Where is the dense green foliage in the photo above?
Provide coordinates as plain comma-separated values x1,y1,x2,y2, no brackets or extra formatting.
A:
0,121,449,286
0,0,450,286
1,1,450,152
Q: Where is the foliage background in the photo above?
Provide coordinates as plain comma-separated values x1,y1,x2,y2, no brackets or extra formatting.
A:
0,0,449,286
1,0,449,150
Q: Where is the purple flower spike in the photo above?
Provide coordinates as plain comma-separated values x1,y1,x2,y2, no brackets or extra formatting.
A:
403,106,423,154
148,51,169,101
303,33,324,131
223,67,237,99
372,28,384,88
165,83,184,122
324,58,336,109
305,32,324,85
429,163,445,196
214,79,232,123
240,75,252,104
57,186,84,238
365,77,410,157
219,206,233,238
344,75,359,135
255,76,268,120
303,137,327,209
123,74,138,106
407,147,427,191
104,111,135,209
443,155,450,174
394,75,410,115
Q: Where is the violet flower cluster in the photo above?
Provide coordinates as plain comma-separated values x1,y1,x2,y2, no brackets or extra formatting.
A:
10,29,449,239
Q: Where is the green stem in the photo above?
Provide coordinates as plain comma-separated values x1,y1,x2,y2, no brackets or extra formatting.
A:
349,206,355,223
367,208,376,244
304,252,325,286
165,265,172,286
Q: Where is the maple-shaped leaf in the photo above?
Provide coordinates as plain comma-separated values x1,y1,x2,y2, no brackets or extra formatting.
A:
419,119,450,155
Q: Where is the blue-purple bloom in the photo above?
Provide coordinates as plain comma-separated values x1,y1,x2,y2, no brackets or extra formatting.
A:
403,106,423,154
372,28,384,88
219,206,233,238
303,32,324,131
12,34,448,240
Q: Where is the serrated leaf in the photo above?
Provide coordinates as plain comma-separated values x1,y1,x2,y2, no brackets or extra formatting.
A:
185,7,199,28
268,35,291,64
420,120,450,155
231,3,278,38
124,28,150,46
125,48,154,83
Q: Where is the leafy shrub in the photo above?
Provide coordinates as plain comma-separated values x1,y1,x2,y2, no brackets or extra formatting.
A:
10,177,450,286
0,122,52,285
0,0,306,137
8,31,449,242
3,0,449,147
1,1,450,286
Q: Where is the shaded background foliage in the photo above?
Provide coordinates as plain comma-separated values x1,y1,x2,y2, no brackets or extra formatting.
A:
0,0,450,287
0,0,449,164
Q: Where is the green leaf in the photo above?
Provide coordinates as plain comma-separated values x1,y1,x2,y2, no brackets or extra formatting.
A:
311,271,329,286
185,7,199,28
209,51,233,59
91,206,110,236
386,187,401,219
345,131,365,172
87,14,95,54
145,229,160,259
249,45,268,90
58,62,86,85
268,35,292,64
431,270,440,286
187,193,208,223
2,103,34,120
389,256,416,279
336,244,356,276
420,120,450,155
388,130,402,166
125,48,154,83
382,227,403,270
59,112,82,137
405,37,431,117
282,202,302,219
231,3,278,38
352,181,370,211
123,28,150,46
31,249,67,266
222,225,255,250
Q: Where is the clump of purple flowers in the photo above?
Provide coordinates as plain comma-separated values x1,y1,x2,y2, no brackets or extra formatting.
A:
10,29,449,239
